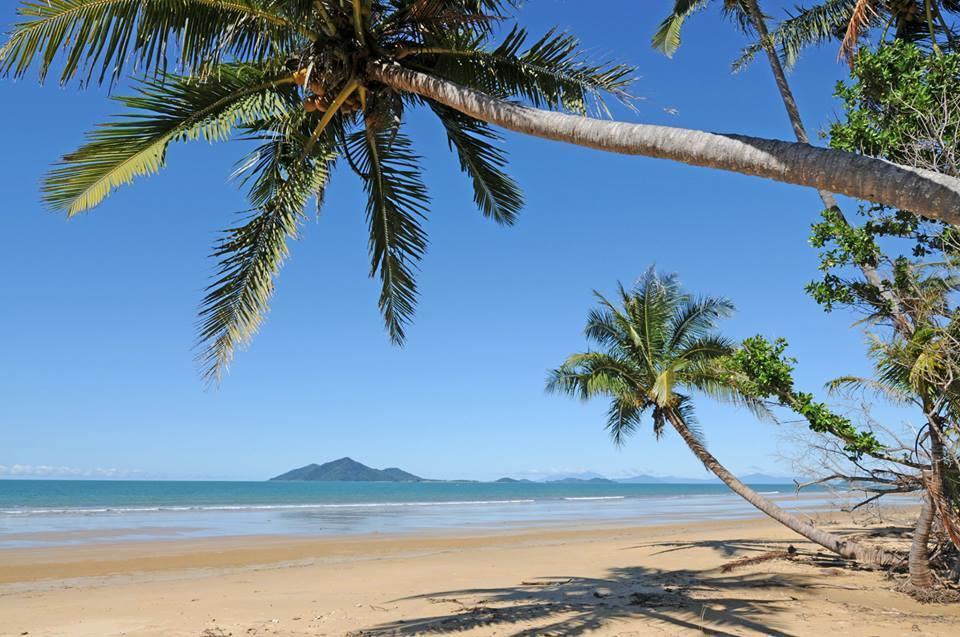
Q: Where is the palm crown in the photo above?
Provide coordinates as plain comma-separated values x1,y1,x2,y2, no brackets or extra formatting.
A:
547,269,764,445
736,1,960,71
0,0,633,381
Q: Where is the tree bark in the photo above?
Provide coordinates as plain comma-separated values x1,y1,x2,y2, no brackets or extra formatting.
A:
743,0,914,336
369,62,960,226
909,495,937,588
664,409,895,566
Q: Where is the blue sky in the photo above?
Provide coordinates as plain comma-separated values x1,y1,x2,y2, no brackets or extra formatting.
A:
0,1,908,481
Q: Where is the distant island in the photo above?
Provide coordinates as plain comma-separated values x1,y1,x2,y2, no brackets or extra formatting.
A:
270,459,798,484
270,458,423,482
547,477,616,484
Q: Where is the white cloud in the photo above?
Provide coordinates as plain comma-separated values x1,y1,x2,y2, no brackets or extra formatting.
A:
0,464,141,479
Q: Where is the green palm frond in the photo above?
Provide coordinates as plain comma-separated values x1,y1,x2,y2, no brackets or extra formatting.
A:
673,396,707,444
197,136,335,383
628,269,685,361
676,335,737,365
606,396,646,447
688,361,778,423
546,351,641,402
0,0,306,86
827,374,916,404
583,305,631,358
4,0,640,380
651,0,711,57
423,26,635,116
549,269,781,450
346,127,430,345
732,0,857,72
428,102,522,225
43,64,298,216
667,295,735,352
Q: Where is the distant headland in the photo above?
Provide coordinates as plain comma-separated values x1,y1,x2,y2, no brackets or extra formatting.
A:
270,458,796,484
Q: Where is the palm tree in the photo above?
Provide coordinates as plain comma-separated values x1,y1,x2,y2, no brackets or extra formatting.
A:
3,1,960,381
653,0,915,334
829,268,960,585
737,0,960,70
548,268,892,564
654,0,943,583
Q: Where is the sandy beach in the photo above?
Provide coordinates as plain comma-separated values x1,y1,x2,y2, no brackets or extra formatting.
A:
2,509,959,636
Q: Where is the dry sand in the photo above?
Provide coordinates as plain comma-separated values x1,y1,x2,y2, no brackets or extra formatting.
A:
1,510,958,636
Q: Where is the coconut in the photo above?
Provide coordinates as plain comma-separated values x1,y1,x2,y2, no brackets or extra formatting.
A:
292,69,308,86
304,96,328,113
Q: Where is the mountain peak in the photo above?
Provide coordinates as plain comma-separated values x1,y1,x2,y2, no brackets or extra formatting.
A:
269,458,422,482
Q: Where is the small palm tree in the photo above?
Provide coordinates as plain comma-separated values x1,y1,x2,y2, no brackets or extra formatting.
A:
548,268,889,563
829,267,960,585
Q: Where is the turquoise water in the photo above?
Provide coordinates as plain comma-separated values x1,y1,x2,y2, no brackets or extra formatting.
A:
0,480,830,548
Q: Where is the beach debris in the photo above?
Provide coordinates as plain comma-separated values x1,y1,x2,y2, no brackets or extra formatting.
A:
200,629,231,637
520,579,572,586
427,597,466,605
719,549,798,573
628,591,683,608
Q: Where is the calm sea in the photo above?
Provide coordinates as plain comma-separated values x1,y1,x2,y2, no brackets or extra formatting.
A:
0,480,835,548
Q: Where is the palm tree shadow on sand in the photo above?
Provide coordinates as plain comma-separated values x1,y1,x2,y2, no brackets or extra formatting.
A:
351,540,860,637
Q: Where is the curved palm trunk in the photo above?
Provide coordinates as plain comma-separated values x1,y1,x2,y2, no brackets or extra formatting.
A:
909,495,937,588
369,63,960,226
742,0,914,336
746,0,935,584
664,409,894,566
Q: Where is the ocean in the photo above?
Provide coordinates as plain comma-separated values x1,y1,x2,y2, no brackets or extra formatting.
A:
0,480,838,548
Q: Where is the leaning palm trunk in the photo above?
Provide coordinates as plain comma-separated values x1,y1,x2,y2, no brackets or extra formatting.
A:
370,63,960,226
742,0,914,337
744,0,935,582
909,496,937,588
664,409,894,565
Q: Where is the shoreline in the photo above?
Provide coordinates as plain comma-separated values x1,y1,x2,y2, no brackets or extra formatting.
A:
4,507,959,636
0,517,774,588
0,486,875,551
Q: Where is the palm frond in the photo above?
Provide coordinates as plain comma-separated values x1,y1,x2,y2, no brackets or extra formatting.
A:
605,396,646,447
826,374,916,404
732,0,857,72
546,351,642,401
0,0,305,86
43,64,298,216
345,127,430,344
428,101,522,224
422,25,635,116
672,396,707,445
197,135,335,383
840,0,880,63
651,0,710,57
629,269,685,362
676,335,737,364
689,361,778,423
667,295,735,352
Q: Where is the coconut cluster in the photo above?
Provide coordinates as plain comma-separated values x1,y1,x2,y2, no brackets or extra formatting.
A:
292,67,363,114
